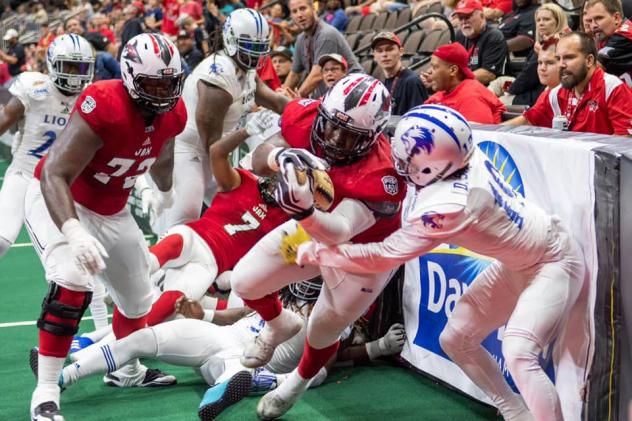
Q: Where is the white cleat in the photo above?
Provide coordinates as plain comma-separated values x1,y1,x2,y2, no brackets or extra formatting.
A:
256,389,296,420
241,312,303,369
31,401,65,421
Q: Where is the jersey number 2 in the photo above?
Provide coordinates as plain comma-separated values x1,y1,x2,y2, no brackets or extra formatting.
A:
27,131,56,159
224,211,260,236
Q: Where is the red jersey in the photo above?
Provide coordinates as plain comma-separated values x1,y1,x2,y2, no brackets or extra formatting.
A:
424,79,506,124
524,67,632,136
187,169,288,274
35,80,187,215
280,99,406,244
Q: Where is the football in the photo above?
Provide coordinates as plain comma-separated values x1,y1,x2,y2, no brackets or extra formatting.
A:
295,168,335,211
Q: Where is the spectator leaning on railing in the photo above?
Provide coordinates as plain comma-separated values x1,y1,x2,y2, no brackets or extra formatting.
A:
584,0,632,87
318,53,348,89
371,31,428,115
453,0,507,86
423,42,506,123
506,32,632,136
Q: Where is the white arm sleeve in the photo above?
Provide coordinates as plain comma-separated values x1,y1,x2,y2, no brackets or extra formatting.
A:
299,198,376,246
297,225,441,274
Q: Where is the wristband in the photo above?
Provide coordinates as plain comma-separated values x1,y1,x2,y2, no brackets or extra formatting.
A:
267,147,285,172
365,340,381,360
203,309,215,323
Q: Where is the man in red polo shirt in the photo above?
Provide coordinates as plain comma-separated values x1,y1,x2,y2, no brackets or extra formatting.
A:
423,42,506,123
523,31,632,136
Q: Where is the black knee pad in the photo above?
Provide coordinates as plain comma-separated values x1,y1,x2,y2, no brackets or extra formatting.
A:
36,283,93,336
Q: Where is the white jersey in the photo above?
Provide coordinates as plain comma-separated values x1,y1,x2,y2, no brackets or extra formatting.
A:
304,150,556,273
9,72,78,174
178,52,257,150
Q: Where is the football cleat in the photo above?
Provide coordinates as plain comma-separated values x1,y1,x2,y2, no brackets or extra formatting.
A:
104,367,176,388
241,312,303,369
256,389,295,420
31,401,65,421
69,336,94,354
198,370,252,420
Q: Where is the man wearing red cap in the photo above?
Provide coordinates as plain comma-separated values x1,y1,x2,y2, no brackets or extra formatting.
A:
423,42,506,123
453,0,507,86
372,31,428,115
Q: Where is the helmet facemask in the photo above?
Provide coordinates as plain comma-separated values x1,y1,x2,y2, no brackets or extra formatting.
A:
310,105,376,166
288,278,322,302
234,35,270,70
131,70,184,113
257,175,279,206
51,56,95,94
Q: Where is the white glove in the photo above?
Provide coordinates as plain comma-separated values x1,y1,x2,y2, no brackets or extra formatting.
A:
10,130,21,155
140,187,175,226
245,109,278,137
274,148,330,174
275,163,315,220
365,323,406,360
61,218,109,275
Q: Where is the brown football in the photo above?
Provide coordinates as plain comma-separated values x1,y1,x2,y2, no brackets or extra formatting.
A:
295,168,335,211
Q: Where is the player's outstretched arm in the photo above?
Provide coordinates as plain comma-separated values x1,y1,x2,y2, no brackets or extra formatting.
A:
40,112,102,229
196,79,232,153
148,138,175,192
297,225,440,274
0,97,24,136
210,109,279,192
254,76,290,115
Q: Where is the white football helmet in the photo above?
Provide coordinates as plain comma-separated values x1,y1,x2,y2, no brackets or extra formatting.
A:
312,73,391,166
120,33,184,113
391,104,473,188
223,8,271,70
288,277,322,302
46,34,95,94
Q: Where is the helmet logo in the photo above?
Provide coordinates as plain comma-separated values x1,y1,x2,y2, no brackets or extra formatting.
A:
342,77,375,112
160,68,175,75
334,111,351,123
421,211,444,229
401,125,434,156
151,34,174,66
124,40,142,64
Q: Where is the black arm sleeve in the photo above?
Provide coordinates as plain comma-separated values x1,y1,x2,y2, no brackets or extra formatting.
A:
479,30,508,76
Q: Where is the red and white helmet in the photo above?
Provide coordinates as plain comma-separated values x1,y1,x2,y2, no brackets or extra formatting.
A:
311,73,391,166
120,33,184,113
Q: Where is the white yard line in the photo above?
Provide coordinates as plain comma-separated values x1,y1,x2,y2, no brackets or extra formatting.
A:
0,314,112,328
11,234,154,248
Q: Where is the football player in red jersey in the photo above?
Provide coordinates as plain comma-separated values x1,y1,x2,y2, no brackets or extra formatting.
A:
144,109,290,326
228,73,407,419
25,33,187,421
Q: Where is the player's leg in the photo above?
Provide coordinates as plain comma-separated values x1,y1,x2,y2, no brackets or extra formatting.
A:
24,181,94,420
502,237,585,421
0,165,30,259
232,221,320,367
97,208,174,387
438,262,531,420
257,268,395,419
148,226,218,325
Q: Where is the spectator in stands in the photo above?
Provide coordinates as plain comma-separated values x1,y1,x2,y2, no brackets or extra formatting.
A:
318,53,348,88
423,42,506,123
494,3,569,106
85,31,121,81
177,29,204,70
584,0,632,87
118,1,147,60
271,46,293,84
203,0,224,37
162,0,181,36
86,16,118,57
481,0,512,21
36,22,56,66
497,0,538,57
180,15,210,55
145,0,164,31
91,13,116,45
509,32,632,136
284,0,361,98
266,3,295,47
453,0,507,85
180,0,204,22
0,28,25,81
322,0,348,32
371,32,428,115
64,17,85,35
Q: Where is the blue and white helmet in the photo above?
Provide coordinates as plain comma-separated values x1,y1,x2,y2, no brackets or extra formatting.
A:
391,105,473,188
47,34,95,94
223,8,270,70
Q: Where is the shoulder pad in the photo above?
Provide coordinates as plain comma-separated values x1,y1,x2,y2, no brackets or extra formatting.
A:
410,204,468,237
13,72,52,101
197,54,238,98
406,178,469,236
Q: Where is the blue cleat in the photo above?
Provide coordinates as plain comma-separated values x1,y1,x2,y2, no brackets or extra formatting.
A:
69,336,94,354
198,370,252,420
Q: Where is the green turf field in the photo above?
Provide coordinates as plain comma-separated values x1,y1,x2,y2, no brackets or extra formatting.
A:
0,159,500,420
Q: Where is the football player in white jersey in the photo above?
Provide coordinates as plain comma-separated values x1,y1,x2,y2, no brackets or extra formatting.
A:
0,34,94,260
146,8,290,234
295,105,586,421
